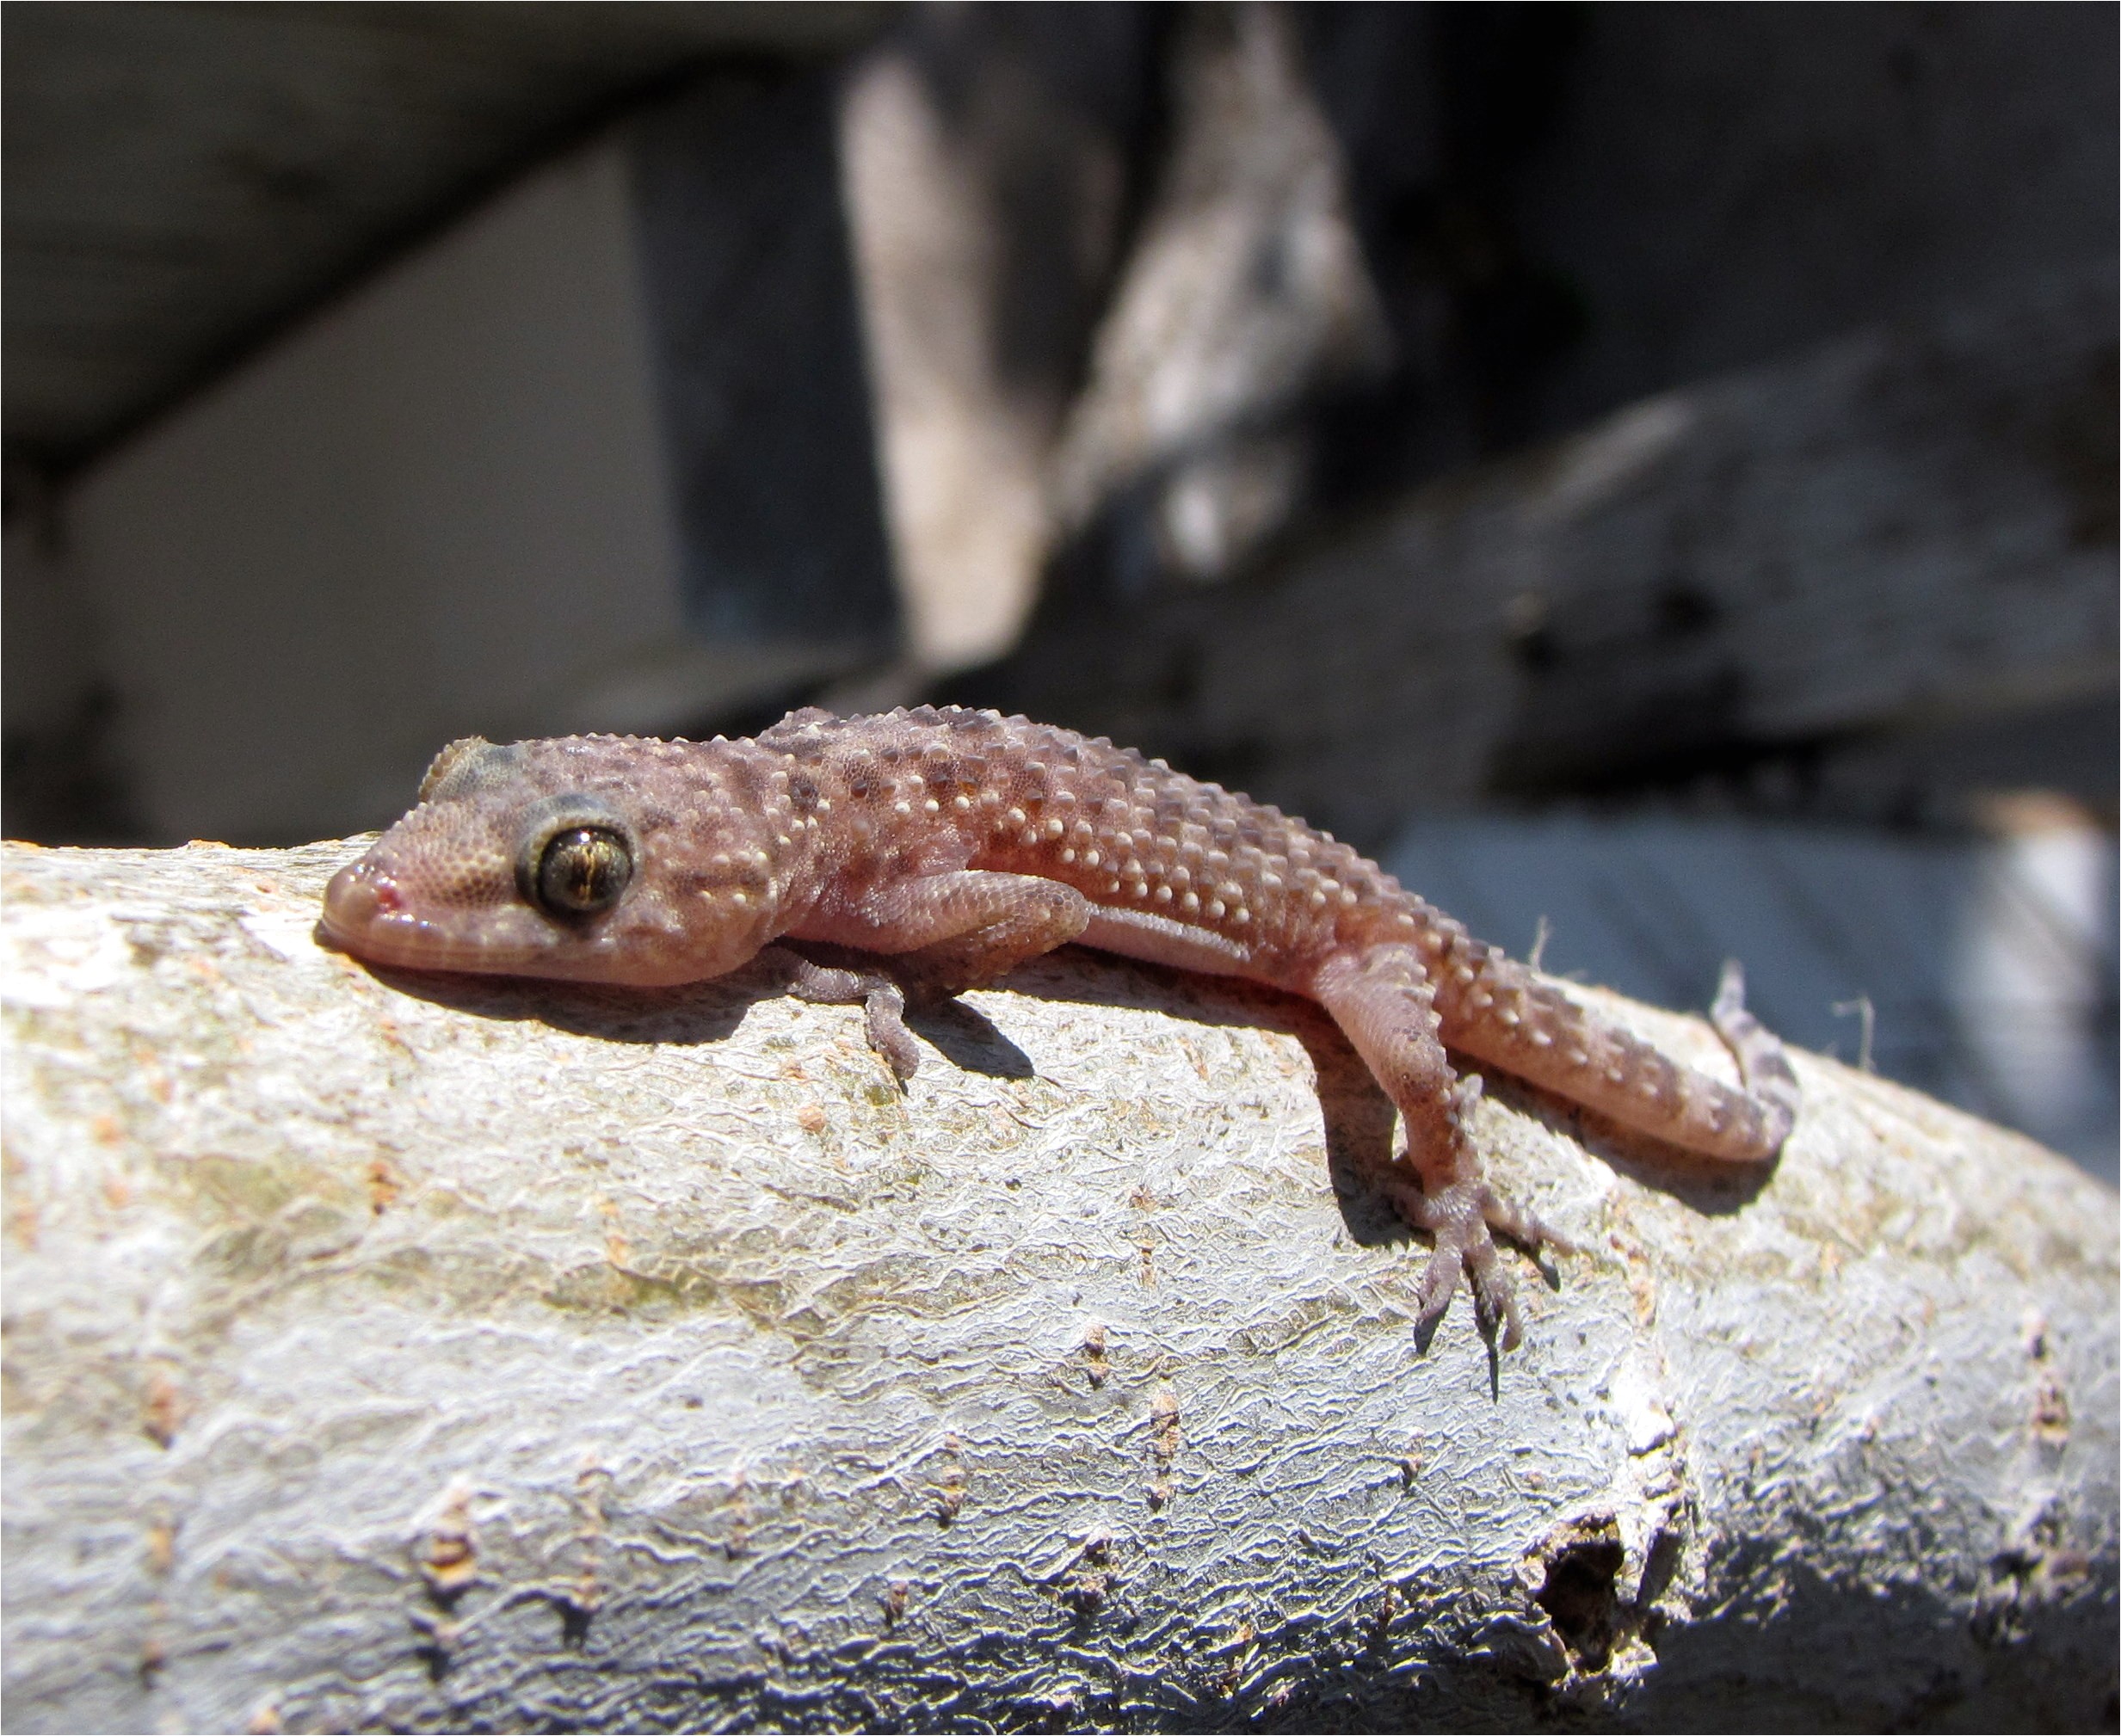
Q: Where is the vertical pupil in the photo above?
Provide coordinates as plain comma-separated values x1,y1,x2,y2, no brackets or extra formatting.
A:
539,828,630,914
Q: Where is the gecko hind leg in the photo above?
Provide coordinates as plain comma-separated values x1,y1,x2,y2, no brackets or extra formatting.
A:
770,875,1093,1084
1315,950,1567,1351
1368,1079,1572,1351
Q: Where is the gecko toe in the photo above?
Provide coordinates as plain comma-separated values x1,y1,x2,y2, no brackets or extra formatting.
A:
1478,1186,1577,1259
1415,1240,1463,1341
860,984,922,1084
871,1022,922,1085
1464,1233,1525,1351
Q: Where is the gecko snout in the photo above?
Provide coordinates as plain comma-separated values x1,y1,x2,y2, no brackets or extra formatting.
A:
320,859,400,946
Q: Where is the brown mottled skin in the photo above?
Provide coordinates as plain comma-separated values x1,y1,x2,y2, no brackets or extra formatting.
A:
322,705,1799,1350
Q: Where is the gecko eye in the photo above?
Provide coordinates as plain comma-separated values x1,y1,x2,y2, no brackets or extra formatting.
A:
532,826,633,919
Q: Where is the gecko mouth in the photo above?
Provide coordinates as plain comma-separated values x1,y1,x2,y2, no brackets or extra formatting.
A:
319,859,517,973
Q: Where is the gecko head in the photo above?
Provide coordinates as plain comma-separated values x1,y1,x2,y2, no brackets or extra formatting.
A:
320,735,777,986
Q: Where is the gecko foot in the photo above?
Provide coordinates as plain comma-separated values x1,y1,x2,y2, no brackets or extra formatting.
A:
764,946,922,1085
1378,1174,1575,1352
860,982,921,1085
1709,958,1801,1149
1434,1187,1525,1351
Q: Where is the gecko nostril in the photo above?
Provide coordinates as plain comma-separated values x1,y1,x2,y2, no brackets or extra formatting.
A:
322,862,398,936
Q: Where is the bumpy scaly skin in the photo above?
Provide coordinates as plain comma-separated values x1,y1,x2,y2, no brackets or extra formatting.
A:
323,705,1800,1350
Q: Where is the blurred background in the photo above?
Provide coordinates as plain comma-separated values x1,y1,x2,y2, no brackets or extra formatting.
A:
5,2,2114,1177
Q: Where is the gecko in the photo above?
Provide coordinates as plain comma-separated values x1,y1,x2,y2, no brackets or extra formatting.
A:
320,705,1799,1350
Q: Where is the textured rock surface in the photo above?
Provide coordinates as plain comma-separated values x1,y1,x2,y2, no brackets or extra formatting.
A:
3,837,2114,1732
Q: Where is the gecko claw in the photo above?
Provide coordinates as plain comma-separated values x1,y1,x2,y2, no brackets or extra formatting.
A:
1413,1240,1463,1347
1707,956,1801,1149
1464,1234,1525,1352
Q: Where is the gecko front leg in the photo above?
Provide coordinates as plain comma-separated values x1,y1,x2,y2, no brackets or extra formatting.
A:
780,871,1093,1080
813,871,1092,993
759,948,922,1081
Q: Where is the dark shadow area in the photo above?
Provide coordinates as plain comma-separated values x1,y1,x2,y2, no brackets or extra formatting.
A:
902,996,1036,1082
1481,1071,1778,1219
354,957,761,1052
429,1532,2119,1734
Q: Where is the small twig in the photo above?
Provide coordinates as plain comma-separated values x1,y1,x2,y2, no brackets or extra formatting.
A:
1831,996,1876,1072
